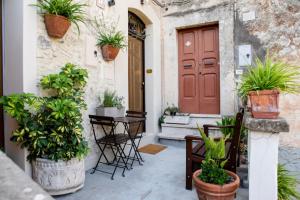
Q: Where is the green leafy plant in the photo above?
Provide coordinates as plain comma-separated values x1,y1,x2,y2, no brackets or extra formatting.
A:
33,0,87,33
216,116,236,138
0,63,89,161
278,164,300,200
89,15,126,49
238,53,300,97
100,90,124,109
164,104,179,116
197,126,231,185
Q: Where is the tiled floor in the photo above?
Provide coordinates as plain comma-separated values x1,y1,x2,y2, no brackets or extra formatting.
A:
56,145,248,200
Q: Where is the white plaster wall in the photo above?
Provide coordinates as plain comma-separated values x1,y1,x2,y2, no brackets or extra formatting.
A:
3,0,37,174
161,2,235,115
35,0,161,170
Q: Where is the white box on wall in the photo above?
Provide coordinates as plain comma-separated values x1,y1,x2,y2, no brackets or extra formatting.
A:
239,45,252,67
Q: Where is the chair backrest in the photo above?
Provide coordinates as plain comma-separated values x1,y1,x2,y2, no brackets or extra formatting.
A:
225,108,244,172
89,115,114,126
126,111,147,118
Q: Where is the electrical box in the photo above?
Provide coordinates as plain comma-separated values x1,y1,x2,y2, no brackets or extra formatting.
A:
239,45,252,67
242,11,256,21
85,36,99,67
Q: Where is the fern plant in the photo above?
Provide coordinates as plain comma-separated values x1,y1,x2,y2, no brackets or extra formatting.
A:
33,0,87,33
238,53,300,97
0,63,89,161
278,164,300,200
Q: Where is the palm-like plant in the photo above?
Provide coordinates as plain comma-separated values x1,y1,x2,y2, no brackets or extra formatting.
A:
33,0,87,33
238,53,300,97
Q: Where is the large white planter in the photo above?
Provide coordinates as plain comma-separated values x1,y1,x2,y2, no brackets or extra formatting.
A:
96,106,125,117
32,158,85,196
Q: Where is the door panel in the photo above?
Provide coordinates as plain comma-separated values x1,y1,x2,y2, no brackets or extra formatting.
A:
128,36,144,112
178,25,220,114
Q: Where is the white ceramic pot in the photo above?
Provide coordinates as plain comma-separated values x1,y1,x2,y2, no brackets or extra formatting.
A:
32,158,85,196
96,106,125,117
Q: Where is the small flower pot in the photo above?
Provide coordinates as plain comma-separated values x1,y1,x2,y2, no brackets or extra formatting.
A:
44,14,71,38
100,45,120,61
248,89,280,119
96,106,125,117
193,169,240,200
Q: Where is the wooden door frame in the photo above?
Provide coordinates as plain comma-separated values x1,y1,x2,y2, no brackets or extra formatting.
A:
128,11,146,114
177,23,220,114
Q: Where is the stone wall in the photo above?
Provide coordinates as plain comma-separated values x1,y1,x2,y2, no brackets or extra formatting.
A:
36,0,161,170
235,0,300,151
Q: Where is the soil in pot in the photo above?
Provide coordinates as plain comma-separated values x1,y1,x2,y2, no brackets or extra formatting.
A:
248,89,279,119
193,169,240,200
101,45,120,61
44,14,71,38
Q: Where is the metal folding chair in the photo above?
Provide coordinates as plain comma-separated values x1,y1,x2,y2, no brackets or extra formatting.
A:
125,111,147,168
89,115,130,180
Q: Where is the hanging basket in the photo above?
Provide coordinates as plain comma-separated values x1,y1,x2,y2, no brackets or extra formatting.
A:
100,45,120,61
44,14,71,38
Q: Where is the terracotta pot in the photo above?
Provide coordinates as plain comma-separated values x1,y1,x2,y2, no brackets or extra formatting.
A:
101,45,120,61
193,169,240,200
248,89,280,119
44,14,71,38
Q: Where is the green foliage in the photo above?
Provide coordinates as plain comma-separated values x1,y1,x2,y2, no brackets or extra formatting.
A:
278,164,300,200
100,90,124,109
216,116,236,138
97,31,126,49
197,126,230,185
89,15,126,49
0,63,89,161
158,115,165,127
238,52,300,97
164,104,179,116
216,116,248,141
33,0,87,33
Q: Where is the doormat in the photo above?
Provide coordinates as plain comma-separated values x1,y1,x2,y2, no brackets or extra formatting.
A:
138,144,167,155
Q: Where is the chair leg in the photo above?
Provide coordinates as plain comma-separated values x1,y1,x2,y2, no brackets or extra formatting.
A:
186,156,193,190
186,139,193,190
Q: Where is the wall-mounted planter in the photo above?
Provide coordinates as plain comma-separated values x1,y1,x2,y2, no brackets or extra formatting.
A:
44,14,71,38
100,45,120,61
96,106,125,117
248,89,279,119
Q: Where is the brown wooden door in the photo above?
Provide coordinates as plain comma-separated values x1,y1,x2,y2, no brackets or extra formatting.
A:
128,36,145,113
178,25,220,114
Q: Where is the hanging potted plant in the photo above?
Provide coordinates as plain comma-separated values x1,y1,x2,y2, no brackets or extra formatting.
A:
0,64,89,195
96,89,125,117
89,16,127,61
238,53,300,119
192,128,240,200
33,0,87,38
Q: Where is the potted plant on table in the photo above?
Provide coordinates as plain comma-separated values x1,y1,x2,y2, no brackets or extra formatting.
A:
0,63,89,195
192,128,240,200
238,53,300,119
89,15,126,61
33,0,87,38
96,89,125,117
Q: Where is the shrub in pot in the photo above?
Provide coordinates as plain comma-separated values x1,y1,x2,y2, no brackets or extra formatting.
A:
33,0,87,38
238,53,300,119
89,16,126,61
96,90,125,117
0,63,89,195
192,128,240,200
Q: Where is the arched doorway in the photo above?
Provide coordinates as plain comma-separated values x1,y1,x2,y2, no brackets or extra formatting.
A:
128,12,146,131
